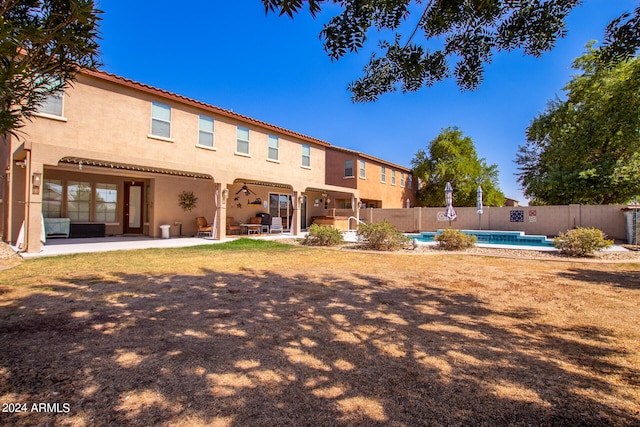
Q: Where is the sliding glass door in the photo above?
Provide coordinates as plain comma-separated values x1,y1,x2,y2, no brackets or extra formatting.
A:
269,193,290,231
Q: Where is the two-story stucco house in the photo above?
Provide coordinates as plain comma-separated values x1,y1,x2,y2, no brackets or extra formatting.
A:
325,146,416,209
1,69,416,253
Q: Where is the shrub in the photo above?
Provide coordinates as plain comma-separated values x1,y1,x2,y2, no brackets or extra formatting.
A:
303,224,344,246
434,228,476,250
357,220,411,251
553,227,613,256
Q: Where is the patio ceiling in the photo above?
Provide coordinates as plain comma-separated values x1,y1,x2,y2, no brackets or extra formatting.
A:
59,157,213,180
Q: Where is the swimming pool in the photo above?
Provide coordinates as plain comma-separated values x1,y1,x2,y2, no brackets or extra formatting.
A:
408,230,555,247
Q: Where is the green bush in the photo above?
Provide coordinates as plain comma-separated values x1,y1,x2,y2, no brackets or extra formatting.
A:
553,227,613,256
434,228,477,250
303,224,344,246
357,220,411,251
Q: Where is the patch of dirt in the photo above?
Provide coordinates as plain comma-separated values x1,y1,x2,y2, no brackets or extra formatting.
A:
0,244,639,426
291,238,640,262
0,242,21,270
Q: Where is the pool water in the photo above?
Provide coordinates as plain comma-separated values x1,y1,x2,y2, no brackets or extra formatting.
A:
409,230,555,247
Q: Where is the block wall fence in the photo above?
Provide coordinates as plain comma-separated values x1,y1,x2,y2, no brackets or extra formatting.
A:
358,205,635,242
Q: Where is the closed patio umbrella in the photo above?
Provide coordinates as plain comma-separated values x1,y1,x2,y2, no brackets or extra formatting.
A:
476,185,483,229
444,182,456,226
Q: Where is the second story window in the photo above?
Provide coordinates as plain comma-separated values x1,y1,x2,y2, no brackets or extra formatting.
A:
236,126,250,155
359,160,366,179
344,160,353,177
381,166,386,183
408,175,413,189
36,77,64,117
301,144,311,167
268,135,279,161
391,170,396,185
38,92,64,117
400,172,405,187
198,115,214,147
151,102,171,138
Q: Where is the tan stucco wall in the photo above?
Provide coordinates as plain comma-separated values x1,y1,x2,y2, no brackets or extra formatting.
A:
151,176,216,237
325,148,416,209
357,161,416,208
361,205,630,241
18,73,329,192
325,149,357,189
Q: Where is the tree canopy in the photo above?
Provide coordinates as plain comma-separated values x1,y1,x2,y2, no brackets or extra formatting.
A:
411,127,504,207
262,1,639,102
1,0,101,137
516,45,640,205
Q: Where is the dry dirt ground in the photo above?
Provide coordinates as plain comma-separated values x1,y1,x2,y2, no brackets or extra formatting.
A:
0,242,639,426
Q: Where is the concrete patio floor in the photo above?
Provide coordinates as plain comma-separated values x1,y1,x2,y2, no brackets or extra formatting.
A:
13,233,297,259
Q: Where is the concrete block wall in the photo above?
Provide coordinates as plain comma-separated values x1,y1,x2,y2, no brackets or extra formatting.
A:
360,204,630,241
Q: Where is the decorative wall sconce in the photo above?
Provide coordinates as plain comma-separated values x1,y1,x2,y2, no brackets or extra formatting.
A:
14,160,26,168
32,172,42,188
32,172,42,195
222,188,229,201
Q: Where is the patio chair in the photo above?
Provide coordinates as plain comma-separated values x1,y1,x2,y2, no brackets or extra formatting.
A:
226,217,241,235
270,217,283,234
196,216,213,237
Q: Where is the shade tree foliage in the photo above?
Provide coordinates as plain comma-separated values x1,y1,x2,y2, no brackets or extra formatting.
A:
262,0,639,102
1,0,101,136
516,45,640,205
411,127,505,207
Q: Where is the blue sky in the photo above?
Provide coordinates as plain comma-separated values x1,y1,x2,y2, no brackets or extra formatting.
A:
96,0,637,204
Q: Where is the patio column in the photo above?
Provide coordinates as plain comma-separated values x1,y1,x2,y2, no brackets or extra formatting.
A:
24,158,44,253
217,182,229,239
292,189,301,236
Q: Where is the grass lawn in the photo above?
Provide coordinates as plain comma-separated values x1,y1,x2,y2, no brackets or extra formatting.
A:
0,239,639,426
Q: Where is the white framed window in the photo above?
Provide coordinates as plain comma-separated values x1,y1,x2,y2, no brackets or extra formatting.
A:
359,160,366,179
381,166,386,183
36,77,64,117
400,172,405,187
391,170,396,186
344,160,353,177
301,144,311,167
42,179,63,218
67,181,91,222
38,92,64,117
95,183,118,223
198,115,214,148
236,126,250,155
268,135,279,161
151,102,171,138
408,175,413,189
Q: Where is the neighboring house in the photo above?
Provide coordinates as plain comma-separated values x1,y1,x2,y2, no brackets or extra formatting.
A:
1,69,358,253
325,146,416,210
